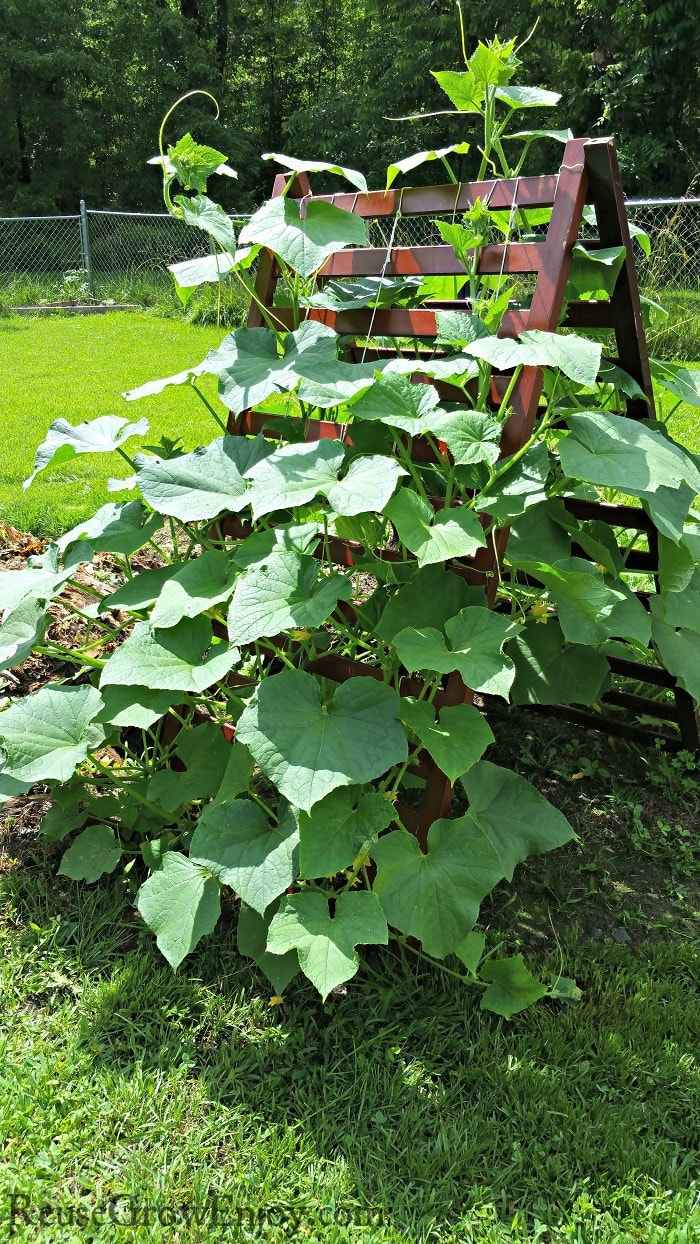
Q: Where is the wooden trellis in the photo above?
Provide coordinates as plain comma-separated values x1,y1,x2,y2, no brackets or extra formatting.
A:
223,137,698,845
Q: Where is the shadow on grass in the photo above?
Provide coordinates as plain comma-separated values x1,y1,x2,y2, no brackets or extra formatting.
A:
2,850,698,1241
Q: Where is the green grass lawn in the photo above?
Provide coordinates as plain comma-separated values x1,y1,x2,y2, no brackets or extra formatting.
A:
0,314,226,537
0,313,698,540
1,722,698,1243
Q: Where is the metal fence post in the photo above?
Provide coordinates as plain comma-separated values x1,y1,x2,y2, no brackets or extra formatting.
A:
79,200,94,293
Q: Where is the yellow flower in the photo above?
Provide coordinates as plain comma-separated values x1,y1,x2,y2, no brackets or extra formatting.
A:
269,995,285,1007
530,599,549,624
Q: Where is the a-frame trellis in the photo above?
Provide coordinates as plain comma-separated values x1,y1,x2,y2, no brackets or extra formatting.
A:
224,136,698,846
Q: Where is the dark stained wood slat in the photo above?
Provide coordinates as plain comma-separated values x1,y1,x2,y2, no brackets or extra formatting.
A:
318,242,542,278
270,306,443,336
563,497,656,532
584,139,655,417
306,175,561,217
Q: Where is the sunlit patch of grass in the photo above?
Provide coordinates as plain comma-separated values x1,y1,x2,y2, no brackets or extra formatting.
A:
0,314,226,536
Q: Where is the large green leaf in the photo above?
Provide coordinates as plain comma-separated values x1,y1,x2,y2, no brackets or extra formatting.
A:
231,521,320,569
168,252,236,305
244,440,345,520
58,824,122,883
0,562,73,614
373,760,572,960
190,800,299,915
262,153,368,193
295,359,379,408
137,436,269,522
148,722,233,811
327,456,406,517
465,330,602,390
237,900,299,994
203,320,339,416
508,620,609,705
136,851,221,970
0,685,104,784
350,372,440,434
475,443,550,521
552,512,624,576
0,773,33,804
640,483,696,545
0,598,47,672
460,760,574,875
435,311,492,347
495,85,561,109
384,355,480,384
423,410,500,467
236,669,407,813
238,197,367,278
303,279,420,314
96,686,180,730
519,558,651,646
212,742,256,807
386,143,470,190
559,412,700,495
98,564,178,616
385,491,485,567
651,361,700,409
657,534,696,595
56,501,160,557
176,194,238,251
649,575,700,633
24,415,149,489
399,699,494,783
507,501,571,566
431,70,484,114
296,786,394,878
393,607,516,698
650,609,700,700
567,244,626,301
376,565,479,644
372,821,488,958
227,548,351,645
150,551,237,630
100,618,239,693
596,361,647,401
267,890,388,1000
480,956,547,1017
504,129,571,145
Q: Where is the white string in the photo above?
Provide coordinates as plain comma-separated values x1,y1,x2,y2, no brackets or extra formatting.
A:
337,193,404,441
360,190,404,364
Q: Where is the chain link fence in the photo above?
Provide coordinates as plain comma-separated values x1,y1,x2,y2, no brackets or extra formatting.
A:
1,197,699,303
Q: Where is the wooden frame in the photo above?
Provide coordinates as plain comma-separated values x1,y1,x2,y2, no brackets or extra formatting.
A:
224,137,697,843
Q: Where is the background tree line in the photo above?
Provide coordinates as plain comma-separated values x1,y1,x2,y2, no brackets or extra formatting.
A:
0,0,697,216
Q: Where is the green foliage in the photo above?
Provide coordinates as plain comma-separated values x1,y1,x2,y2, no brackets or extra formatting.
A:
2,41,699,1022
2,0,699,217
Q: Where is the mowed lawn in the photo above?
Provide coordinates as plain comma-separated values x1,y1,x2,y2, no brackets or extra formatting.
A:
0,314,226,537
0,312,698,1242
1,312,698,539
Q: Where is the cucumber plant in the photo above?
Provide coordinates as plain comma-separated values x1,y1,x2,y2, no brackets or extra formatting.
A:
2,34,698,1018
